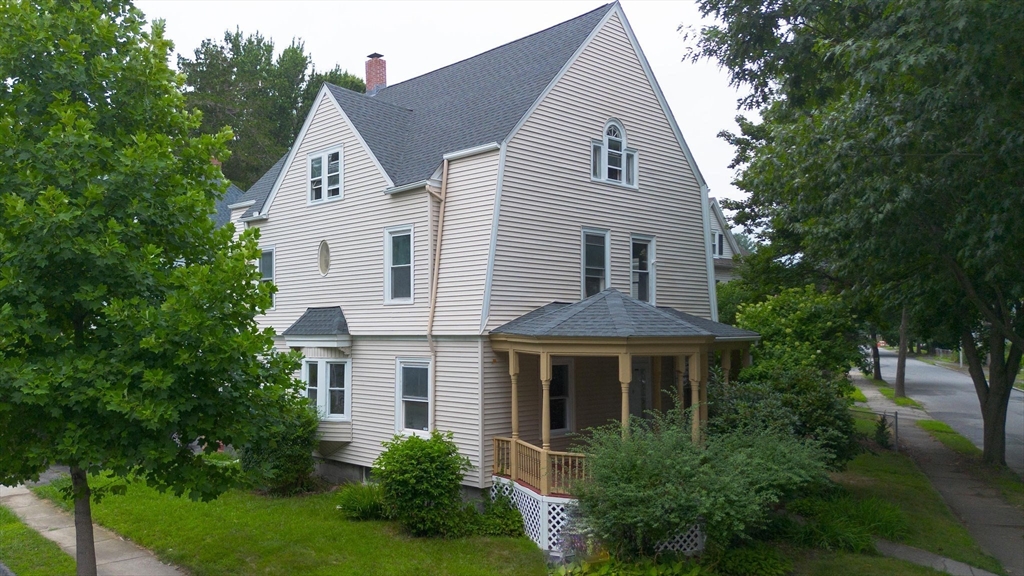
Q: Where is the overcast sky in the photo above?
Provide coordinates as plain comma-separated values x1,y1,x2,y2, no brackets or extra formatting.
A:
136,0,751,204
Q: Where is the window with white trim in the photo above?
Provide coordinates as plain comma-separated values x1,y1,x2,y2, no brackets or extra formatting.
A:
582,229,610,298
717,233,725,257
304,358,351,420
591,120,637,187
384,226,413,303
631,236,654,303
549,360,572,434
309,147,343,202
396,359,430,433
258,248,275,308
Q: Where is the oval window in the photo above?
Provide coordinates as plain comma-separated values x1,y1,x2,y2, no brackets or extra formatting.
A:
318,240,331,276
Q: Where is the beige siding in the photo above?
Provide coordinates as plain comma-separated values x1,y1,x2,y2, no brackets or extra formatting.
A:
432,151,499,335
487,13,712,330
252,92,430,336
711,223,735,260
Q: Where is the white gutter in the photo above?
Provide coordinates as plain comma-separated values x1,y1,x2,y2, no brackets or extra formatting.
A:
384,180,429,195
442,142,499,161
227,199,256,210
426,158,451,430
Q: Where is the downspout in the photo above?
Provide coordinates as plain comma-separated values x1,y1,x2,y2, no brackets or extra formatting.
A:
427,159,450,430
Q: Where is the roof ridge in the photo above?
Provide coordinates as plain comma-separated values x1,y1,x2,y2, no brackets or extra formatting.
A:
326,83,414,113
377,3,613,94
604,290,635,336
532,291,609,334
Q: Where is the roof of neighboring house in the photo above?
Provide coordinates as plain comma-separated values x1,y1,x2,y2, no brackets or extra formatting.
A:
491,289,758,340
242,3,615,218
212,183,245,228
709,197,748,257
281,306,350,337
239,154,289,219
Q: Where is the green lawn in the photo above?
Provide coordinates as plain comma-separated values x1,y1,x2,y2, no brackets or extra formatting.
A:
832,448,1004,574
792,550,944,575
849,386,868,403
876,385,923,409
917,420,1024,509
0,505,76,576
34,477,545,576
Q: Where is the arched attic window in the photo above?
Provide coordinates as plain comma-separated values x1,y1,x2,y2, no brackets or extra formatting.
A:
591,120,638,187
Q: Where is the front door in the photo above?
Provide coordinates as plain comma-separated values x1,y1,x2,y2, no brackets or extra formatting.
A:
630,356,652,419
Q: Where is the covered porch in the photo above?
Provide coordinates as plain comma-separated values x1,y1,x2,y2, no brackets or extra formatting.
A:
488,289,758,496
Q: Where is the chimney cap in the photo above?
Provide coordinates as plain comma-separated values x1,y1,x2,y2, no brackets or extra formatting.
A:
367,52,383,59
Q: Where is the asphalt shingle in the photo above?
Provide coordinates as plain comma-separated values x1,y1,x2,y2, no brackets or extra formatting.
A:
211,183,245,228
281,307,350,336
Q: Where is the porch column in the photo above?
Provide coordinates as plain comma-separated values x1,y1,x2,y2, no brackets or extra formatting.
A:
699,350,709,429
619,353,631,437
651,356,662,412
508,349,519,483
690,352,702,444
675,355,686,410
721,348,732,385
509,350,520,440
540,352,552,451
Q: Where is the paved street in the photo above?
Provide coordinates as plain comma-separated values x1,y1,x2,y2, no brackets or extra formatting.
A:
876,349,1024,476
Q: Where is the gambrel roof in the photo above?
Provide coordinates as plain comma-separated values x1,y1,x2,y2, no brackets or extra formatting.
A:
240,3,615,217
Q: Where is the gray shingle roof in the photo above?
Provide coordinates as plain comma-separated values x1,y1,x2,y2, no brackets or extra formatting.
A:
211,183,245,228
240,154,288,219
491,289,759,340
241,3,614,217
281,307,350,336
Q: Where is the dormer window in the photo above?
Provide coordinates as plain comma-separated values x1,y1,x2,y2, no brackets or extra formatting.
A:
309,147,343,203
591,120,638,188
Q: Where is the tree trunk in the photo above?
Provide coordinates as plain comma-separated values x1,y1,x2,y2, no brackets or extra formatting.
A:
962,325,1022,466
70,467,97,576
871,330,883,381
895,307,909,398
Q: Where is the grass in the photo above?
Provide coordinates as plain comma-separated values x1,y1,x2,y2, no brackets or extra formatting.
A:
849,386,868,403
831,447,1005,574
34,475,545,576
791,550,946,575
0,505,76,576
917,420,1024,509
875,385,924,409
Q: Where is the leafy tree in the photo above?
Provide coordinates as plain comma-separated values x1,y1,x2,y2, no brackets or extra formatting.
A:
692,0,1023,465
178,30,364,189
0,2,302,573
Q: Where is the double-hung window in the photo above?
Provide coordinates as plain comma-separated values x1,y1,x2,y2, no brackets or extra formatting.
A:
549,360,572,434
258,248,275,309
582,229,610,298
716,233,725,257
396,359,430,433
591,121,638,187
309,147,343,203
304,359,351,420
385,226,413,303
631,235,654,303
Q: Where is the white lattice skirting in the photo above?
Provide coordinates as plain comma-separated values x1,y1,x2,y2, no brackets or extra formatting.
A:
491,476,704,556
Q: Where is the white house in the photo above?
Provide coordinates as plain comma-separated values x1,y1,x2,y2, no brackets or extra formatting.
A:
227,2,757,551
708,197,748,283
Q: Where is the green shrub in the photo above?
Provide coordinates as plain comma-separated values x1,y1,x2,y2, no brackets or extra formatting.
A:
711,542,792,576
239,399,320,495
478,493,525,537
336,482,392,521
372,430,472,537
551,557,707,576
572,408,828,560
874,415,892,448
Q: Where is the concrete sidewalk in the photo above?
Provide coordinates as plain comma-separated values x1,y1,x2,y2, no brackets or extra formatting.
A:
856,376,1024,576
0,484,182,576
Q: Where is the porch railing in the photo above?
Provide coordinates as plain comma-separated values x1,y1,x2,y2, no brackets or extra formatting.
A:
492,437,587,496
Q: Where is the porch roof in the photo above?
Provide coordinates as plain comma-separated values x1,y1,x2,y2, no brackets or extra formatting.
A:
490,289,758,341
282,306,349,337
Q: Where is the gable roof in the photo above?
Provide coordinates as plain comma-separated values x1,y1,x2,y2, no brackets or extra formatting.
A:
709,197,747,256
212,183,245,228
239,154,288,219
281,306,350,337
491,289,758,340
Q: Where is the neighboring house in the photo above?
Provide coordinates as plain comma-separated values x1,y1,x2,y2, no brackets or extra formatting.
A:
709,196,748,283
228,2,757,551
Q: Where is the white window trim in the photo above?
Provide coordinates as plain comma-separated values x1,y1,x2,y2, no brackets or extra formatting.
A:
590,120,639,189
303,358,352,422
395,357,432,437
630,234,656,305
259,245,276,311
580,227,611,299
384,225,415,305
306,145,344,205
547,358,574,437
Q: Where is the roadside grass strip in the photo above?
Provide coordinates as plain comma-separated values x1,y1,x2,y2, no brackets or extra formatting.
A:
849,386,868,403
917,420,1024,509
832,448,1005,574
792,549,945,576
0,505,75,576
34,474,545,576
875,385,924,409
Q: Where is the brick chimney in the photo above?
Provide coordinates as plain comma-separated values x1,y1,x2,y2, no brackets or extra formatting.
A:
365,53,386,96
